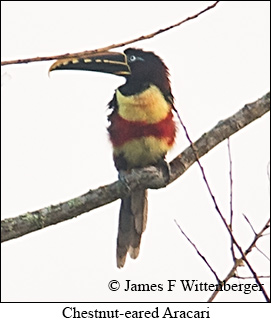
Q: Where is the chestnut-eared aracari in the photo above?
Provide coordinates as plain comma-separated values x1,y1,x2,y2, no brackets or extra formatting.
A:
50,48,176,268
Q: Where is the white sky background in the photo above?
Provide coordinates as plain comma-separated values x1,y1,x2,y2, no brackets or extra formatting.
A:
1,0,270,306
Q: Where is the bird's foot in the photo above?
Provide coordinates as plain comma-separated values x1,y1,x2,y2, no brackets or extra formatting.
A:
118,170,132,193
156,159,171,185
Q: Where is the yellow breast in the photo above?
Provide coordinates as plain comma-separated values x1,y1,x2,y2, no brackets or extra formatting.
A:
116,85,171,124
113,136,172,168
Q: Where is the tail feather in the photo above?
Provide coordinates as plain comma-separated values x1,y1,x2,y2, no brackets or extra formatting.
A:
116,189,148,268
131,189,148,233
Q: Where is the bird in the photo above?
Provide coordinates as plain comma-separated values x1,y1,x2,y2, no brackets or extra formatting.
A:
49,48,177,268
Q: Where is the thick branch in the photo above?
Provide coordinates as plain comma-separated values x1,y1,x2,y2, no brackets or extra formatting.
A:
1,92,269,242
169,92,270,182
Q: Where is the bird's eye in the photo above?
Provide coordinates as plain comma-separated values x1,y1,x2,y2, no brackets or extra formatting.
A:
128,55,137,62
128,55,144,63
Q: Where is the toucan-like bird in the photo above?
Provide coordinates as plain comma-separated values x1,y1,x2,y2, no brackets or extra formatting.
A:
50,48,177,268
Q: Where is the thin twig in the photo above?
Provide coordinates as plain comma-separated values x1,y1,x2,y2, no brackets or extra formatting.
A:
255,246,270,261
233,275,270,280
1,1,219,66
228,138,236,261
242,214,270,260
175,106,270,302
174,220,221,283
243,213,257,235
228,139,234,229
207,219,270,302
207,259,244,302
244,219,270,257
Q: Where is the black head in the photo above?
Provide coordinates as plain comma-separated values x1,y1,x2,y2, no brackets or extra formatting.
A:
121,48,171,96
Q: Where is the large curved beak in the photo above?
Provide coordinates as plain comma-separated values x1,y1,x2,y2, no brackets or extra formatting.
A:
49,51,131,76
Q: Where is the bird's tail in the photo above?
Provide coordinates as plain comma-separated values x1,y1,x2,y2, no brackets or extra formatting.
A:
116,189,148,268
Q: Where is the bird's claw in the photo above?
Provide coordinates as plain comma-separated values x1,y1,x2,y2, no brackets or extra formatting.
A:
118,170,131,192
157,159,171,185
